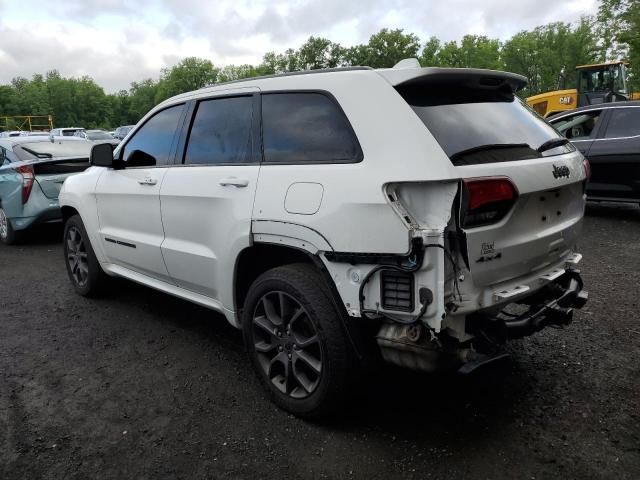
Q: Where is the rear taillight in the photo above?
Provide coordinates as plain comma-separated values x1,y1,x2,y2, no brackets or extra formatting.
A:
582,158,591,182
462,177,518,228
16,166,34,203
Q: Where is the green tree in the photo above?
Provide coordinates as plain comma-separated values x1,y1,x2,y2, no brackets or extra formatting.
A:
155,57,219,103
503,19,599,96
345,28,421,68
129,79,159,122
419,36,442,67
598,0,640,89
297,36,345,69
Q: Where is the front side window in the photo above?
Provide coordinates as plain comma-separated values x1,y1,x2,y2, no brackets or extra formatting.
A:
184,96,254,165
261,92,361,163
604,108,640,138
552,111,602,140
122,104,185,166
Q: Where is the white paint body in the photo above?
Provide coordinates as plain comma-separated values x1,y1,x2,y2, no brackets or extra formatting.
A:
60,66,586,338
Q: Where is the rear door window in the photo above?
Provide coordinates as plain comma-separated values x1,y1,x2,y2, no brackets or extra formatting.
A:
184,95,255,165
397,85,574,166
552,111,603,140
261,92,362,163
122,104,185,166
603,108,640,138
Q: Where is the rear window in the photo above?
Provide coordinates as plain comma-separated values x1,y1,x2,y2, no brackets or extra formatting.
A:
604,107,640,138
13,141,92,161
184,96,255,165
261,92,362,164
397,85,573,165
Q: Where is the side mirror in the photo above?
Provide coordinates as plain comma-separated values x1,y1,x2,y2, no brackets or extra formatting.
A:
90,143,115,167
126,149,156,167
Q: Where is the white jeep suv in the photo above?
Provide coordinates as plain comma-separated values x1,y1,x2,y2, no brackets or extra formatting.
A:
60,62,589,417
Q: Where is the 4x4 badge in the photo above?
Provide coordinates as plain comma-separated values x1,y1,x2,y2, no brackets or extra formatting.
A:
552,164,570,179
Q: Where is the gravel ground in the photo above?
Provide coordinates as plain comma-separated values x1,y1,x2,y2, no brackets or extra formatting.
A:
1,203,639,480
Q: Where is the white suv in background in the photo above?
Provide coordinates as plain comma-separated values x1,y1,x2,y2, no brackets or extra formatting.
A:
59,61,589,417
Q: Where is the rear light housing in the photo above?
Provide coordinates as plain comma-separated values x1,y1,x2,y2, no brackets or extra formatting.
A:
582,158,591,182
16,165,34,204
461,177,518,229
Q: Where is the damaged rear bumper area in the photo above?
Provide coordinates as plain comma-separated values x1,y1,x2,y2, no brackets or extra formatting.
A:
375,269,588,374
467,269,588,345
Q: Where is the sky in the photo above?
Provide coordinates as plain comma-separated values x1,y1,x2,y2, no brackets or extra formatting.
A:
0,0,599,93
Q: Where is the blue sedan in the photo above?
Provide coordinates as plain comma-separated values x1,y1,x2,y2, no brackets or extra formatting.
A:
0,137,92,244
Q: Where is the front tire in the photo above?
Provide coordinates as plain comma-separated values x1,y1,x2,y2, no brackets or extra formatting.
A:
0,208,22,245
242,263,355,418
64,214,108,296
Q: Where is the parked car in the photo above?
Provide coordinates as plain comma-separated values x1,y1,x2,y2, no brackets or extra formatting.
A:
548,101,640,204
74,129,120,145
0,137,92,244
113,125,134,140
60,63,588,417
49,127,86,141
0,131,22,138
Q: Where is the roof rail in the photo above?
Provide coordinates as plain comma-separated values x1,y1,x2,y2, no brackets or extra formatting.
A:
201,66,374,90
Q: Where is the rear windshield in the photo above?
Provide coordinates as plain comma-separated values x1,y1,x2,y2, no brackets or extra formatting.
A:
13,141,92,161
397,85,574,165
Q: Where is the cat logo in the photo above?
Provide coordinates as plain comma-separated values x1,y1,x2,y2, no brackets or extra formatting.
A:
559,96,574,105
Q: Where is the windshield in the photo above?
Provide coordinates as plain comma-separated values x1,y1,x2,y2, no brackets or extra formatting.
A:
398,86,572,166
578,65,627,94
87,131,113,140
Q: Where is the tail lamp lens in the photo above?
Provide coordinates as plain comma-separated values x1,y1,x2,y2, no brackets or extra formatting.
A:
462,177,518,228
582,158,591,182
16,165,34,204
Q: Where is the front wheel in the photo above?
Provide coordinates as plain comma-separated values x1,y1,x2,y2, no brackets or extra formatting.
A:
64,214,108,296
242,263,355,418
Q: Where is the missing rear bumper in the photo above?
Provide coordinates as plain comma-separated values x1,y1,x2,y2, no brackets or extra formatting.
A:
468,269,588,344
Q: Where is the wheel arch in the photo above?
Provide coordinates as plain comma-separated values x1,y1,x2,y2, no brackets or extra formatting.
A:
233,241,373,365
61,205,79,224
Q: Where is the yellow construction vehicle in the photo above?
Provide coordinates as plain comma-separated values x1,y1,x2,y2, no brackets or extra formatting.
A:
527,61,640,117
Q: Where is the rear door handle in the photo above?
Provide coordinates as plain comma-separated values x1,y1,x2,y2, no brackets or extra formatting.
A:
219,177,249,188
138,178,158,186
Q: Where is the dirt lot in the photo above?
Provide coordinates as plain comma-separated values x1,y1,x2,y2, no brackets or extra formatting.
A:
1,204,639,480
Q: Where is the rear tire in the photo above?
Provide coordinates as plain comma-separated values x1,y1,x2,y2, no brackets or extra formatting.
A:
63,214,108,296
0,208,22,245
242,263,355,418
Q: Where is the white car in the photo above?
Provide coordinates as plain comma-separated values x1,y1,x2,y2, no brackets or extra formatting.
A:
59,61,589,417
49,127,85,141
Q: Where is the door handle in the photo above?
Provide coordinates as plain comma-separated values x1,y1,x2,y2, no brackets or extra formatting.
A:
219,177,249,188
138,178,158,186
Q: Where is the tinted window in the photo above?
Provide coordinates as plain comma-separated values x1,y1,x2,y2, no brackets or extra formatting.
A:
604,108,640,138
122,104,185,166
262,93,361,163
184,96,254,165
552,111,602,140
398,85,573,166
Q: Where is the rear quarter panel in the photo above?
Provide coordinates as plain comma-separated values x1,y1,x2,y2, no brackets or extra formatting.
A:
0,168,23,219
251,71,458,255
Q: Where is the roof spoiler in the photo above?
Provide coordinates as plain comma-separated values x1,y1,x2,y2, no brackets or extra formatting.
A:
379,66,528,94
